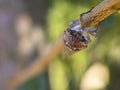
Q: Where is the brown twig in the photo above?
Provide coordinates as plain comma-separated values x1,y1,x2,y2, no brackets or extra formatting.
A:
7,0,120,90
81,0,120,28
7,37,65,90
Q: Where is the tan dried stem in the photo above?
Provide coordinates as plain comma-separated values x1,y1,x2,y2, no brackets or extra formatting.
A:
7,37,65,90
81,0,120,28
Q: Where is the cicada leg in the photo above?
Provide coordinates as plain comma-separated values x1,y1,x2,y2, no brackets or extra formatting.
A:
84,24,99,37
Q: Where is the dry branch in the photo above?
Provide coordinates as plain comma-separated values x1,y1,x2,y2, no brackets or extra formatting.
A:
81,0,120,28
7,0,120,90
7,37,65,90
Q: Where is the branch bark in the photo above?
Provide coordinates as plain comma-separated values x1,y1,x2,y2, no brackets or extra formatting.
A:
7,37,65,90
7,0,120,90
81,0,120,28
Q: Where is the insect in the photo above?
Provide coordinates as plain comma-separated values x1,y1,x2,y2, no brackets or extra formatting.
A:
63,18,98,53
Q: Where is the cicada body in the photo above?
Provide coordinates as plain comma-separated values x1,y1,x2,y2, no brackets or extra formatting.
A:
63,19,98,53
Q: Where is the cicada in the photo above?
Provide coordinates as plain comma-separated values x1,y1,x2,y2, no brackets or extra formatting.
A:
63,18,98,54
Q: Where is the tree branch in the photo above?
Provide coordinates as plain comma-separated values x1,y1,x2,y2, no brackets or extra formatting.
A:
81,0,120,28
7,37,65,90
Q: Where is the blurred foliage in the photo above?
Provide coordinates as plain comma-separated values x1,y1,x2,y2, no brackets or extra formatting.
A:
10,0,120,90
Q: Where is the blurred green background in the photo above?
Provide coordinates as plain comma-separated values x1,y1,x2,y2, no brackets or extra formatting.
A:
0,0,120,90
